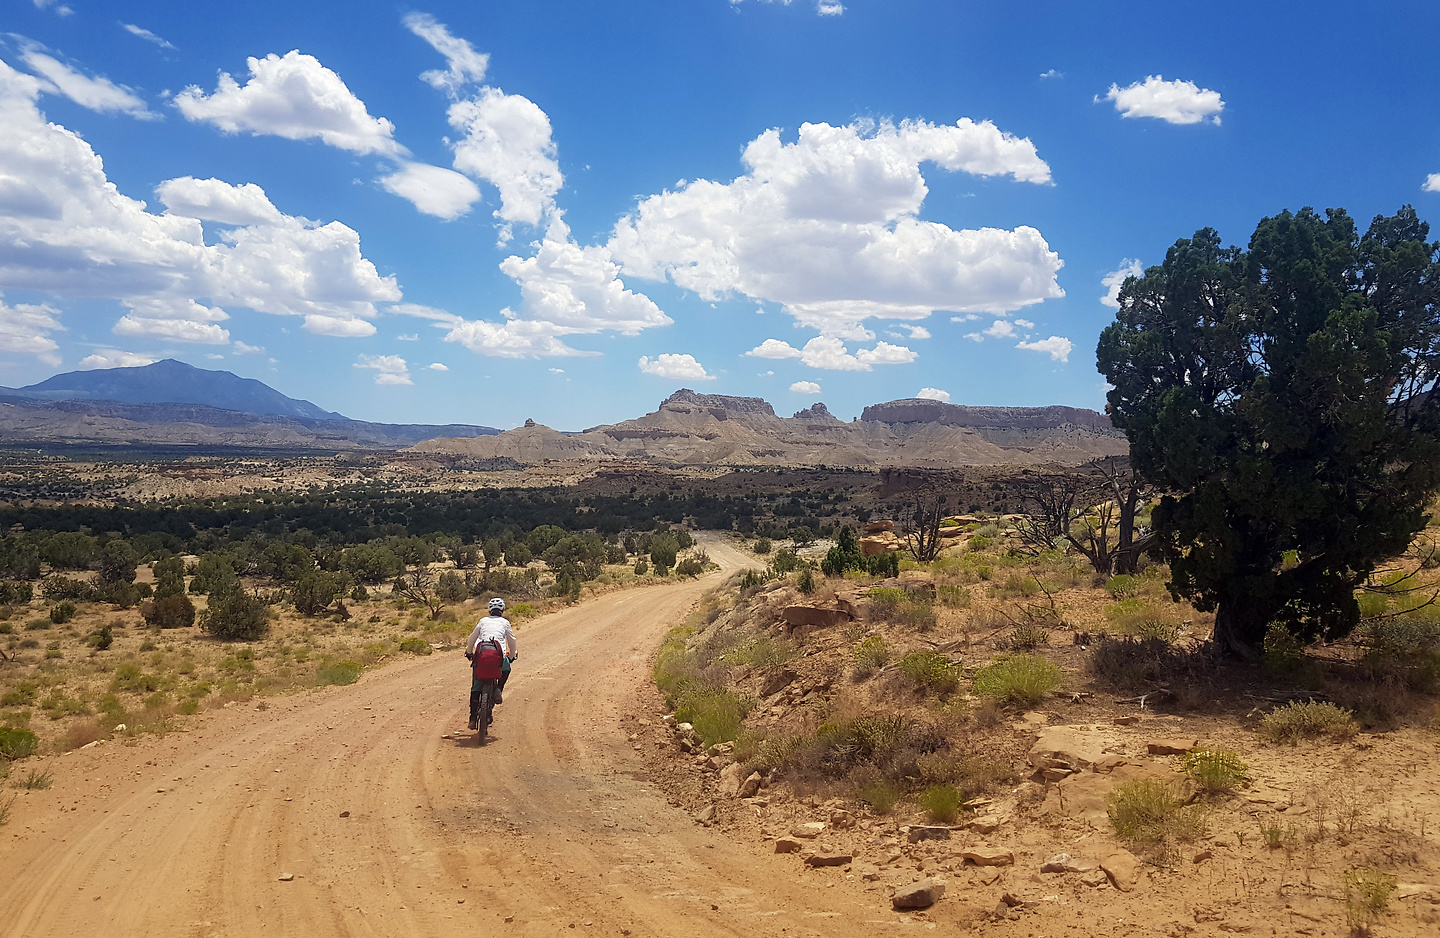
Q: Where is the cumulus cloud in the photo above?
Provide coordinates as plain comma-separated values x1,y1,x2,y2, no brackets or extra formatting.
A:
893,324,930,340
797,336,870,371
790,380,822,394
1102,75,1224,125
965,319,1018,341
1039,69,1062,80
403,13,489,95
1101,258,1143,308
448,87,562,230
745,335,914,370
19,44,156,118
0,60,398,347
0,295,63,365
609,118,1061,345
78,349,154,370
123,24,174,50
441,216,669,357
1424,174,1440,193
638,352,714,381
745,338,804,359
1016,336,1073,362
378,161,482,220
355,353,413,385
916,387,950,402
175,51,404,156
232,340,264,354
427,362,448,371
857,341,916,365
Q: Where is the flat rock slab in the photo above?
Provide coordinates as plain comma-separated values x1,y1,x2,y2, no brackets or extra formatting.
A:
1028,726,1106,773
1042,760,1179,828
962,848,1015,867
791,822,826,838
966,815,1002,834
1100,848,1142,892
892,878,946,910
774,838,804,854
804,853,853,867
906,825,953,843
1040,853,1096,874
1147,738,1199,755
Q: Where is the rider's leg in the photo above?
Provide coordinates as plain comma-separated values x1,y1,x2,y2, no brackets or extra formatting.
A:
496,659,511,705
468,678,481,730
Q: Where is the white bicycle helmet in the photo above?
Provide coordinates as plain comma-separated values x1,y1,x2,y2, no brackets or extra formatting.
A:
488,597,506,614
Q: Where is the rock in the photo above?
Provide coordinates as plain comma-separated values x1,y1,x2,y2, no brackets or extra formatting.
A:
1028,726,1105,774
339,811,350,818
718,763,745,797
695,805,716,825
906,825,953,843
706,755,727,772
1113,715,1140,726
855,862,881,882
278,873,294,882
891,878,946,910
828,809,855,829
863,520,896,534
1021,711,1049,726
675,722,694,734
760,668,797,696
1147,738,1199,756
805,853,853,867
1041,767,1073,782
1040,853,1095,874
966,815,1002,835
962,848,1015,867
1100,848,1142,892
781,605,853,629
1042,760,1180,827
860,532,903,556
1079,869,1110,888
1192,849,1213,863
738,772,763,799
774,837,804,854
1093,755,1131,773
791,822,826,838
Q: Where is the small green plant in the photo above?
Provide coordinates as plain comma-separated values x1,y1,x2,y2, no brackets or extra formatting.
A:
1105,574,1141,598
972,653,1061,705
1107,778,1204,844
858,779,901,814
49,602,76,625
898,650,960,695
753,538,772,555
1182,749,1248,794
0,793,14,827
1258,700,1359,744
852,635,889,675
315,660,362,686
15,766,53,790
919,784,965,823
1005,625,1050,649
796,566,816,594
937,584,970,608
1344,867,1398,932
674,687,752,747
0,726,39,760
396,636,432,655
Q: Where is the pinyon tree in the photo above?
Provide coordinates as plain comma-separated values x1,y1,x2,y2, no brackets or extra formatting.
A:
1097,206,1440,657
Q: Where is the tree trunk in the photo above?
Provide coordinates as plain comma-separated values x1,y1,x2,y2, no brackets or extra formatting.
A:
1211,599,1263,661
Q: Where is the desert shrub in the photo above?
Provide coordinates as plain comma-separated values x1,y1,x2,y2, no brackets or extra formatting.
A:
753,538,772,555
869,587,906,618
397,636,432,655
1261,624,1311,679
0,726,38,760
1087,635,1217,694
436,571,467,603
770,549,801,575
1356,614,1440,692
937,584,970,608
852,635,889,676
857,776,902,814
812,715,941,778
1004,625,1050,649
1344,867,1398,932
0,793,13,826
48,602,76,624
795,566,815,594
1107,778,1205,846
633,558,649,576
972,653,1061,705
316,660,362,686
201,591,268,641
142,594,195,630
919,784,965,822
349,584,369,603
0,582,33,605
1105,574,1141,598
676,558,705,577
85,623,114,650
724,635,793,671
1258,700,1358,743
1182,749,1249,794
675,687,751,747
15,767,52,790
0,682,37,706
898,650,960,695
40,576,91,601
967,536,992,552
996,574,1040,597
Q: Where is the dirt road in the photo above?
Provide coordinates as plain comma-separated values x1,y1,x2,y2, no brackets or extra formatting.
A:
0,538,894,938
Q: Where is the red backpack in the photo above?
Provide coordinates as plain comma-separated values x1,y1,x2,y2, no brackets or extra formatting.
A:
472,640,504,680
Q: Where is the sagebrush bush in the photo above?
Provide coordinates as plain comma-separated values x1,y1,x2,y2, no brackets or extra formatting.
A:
972,653,1060,705
1107,778,1205,844
201,591,268,641
919,784,965,822
397,636,432,655
1087,634,1216,693
316,660,362,686
0,726,39,760
1344,867,1398,931
1258,700,1358,743
898,650,960,695
852,635,888,676
1182,749,1248,794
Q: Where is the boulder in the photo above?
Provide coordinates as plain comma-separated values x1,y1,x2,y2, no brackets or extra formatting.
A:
717,763,744,797
781,605,853,629
860,532,903,556
1040,853,1095,874
1028,726,1105,774
966,815,1002,835
738,772,763,799
774,837,804,854
863,520,895,534
1147,738,1199,756
962,848,1015,867
891,878,946,910
791,822,826,839
906,825,953,843
1100,848,1142,892
694,805,716,825
760,668,797,697
805,853,853,867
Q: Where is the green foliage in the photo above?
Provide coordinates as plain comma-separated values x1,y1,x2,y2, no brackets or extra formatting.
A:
795,566,815,594
649,534,679,573
436,570,467,603
1182,749,1249,794
1258,700,1358,743
972,653,1061,705
292,571,346,616
820,528,898,578
1105,574,1141,598
674,688,751,747
753,538,772,555
0,682,37,706
0,581,33,605
852,635,888,674
919,784,965,823
14,767,52,790
1005,625,1050,649
315,660,362,686
937,584,970,608
1344,868,1398,932
633,558,649,576
1357,613,1440,691
676,558,705,577
1107,778,1205,845
142,594,196,630
0,726,38,760
201,590,269,641
151,556,186,599
396,636,432,655
897,650,960,695
96,540,137,587
49,602,75,624
858,779,901,814
41,575,90,601
770,549,801,575
187,552,239,596
1098,206,1440,655
85,623,114,650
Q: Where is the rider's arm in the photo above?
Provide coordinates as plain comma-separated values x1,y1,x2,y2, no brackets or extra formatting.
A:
503,618,518,658
464,622,485,655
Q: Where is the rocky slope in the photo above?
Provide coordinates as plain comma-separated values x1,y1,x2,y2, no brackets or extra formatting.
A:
413,389,1127,468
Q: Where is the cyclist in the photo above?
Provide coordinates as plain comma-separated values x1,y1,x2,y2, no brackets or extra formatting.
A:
464,598,518,729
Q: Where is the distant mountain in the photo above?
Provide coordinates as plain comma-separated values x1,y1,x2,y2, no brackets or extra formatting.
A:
413,388,1127,468
12,359,342,420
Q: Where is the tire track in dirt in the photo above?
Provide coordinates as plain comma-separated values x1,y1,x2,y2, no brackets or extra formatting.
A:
0,537,901,938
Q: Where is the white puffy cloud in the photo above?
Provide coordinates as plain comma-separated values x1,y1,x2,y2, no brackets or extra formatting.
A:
790,380,822,394
232,341,264,354
1102,75,1224,125
1039,69,1062,80
443,216,669,358
609,118,1061,344
19,45,156,119
427,362,448,371
78,349,154,370
123,24,174,50
966,319,1017,341
378,161,482,220
355,353,413,385
156,176,283,226
403,13,489,95
0,295,63,365
1424,174,1440,193
174,51,404,156
856,341,916,365
33,1,72,17
894,324,930,340
1100,258,1143,308
449,87,562,229
1016,336,1074,362
745,338,803,359
0,60,398,345
304,314,377,337
916,387,950,402
735,0,845,14
638,352,714,381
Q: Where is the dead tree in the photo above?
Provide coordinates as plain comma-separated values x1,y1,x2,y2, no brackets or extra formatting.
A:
901,487,947,563
392,567,445,620
1015,461,1154,576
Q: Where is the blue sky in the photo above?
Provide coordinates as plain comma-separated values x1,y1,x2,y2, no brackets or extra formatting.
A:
1,1,1437,430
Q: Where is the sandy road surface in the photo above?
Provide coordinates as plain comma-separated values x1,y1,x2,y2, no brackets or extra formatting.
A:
1,538,896,938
